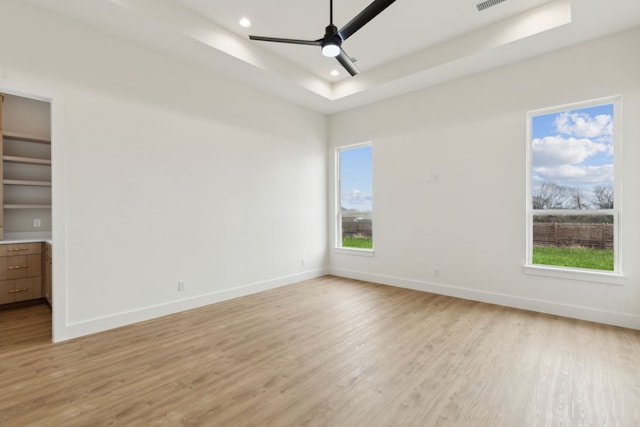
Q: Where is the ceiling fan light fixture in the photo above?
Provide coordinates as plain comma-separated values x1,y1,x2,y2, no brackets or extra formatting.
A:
321,42,341,57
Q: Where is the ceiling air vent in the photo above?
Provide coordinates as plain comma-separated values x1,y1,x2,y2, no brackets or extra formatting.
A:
476,0,508,12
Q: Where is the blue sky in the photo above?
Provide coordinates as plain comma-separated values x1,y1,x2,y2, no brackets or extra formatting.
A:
340,145,372,211
531,103,613,191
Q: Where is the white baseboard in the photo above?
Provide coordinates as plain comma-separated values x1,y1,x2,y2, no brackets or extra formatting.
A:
329,267,640,330
56,268,328,342
56,266,638,341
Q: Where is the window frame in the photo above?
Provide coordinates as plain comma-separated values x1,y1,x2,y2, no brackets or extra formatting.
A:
335,142,374,255
524,96,624,284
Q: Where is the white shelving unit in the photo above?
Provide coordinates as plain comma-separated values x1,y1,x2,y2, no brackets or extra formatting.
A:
2,130,51,145
4,179,52,187
4,155,52,166
1,94,52,238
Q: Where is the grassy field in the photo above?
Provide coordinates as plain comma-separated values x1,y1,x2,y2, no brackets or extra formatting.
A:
340,240,612,269
342,237,373,249
533,246,613,271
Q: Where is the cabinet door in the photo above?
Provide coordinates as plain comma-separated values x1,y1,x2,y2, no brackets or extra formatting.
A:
0,243,41,257
0,277,41,303
12,277,42,302
0,254,41,280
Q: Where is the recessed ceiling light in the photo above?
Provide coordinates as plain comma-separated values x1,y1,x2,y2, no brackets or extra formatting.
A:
330,69,340,77
239,17,251,28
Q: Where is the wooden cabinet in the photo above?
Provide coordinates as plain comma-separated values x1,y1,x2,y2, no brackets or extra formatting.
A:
0,243,42,305
0,277,41,305
43,242,52,305
0,242,41,256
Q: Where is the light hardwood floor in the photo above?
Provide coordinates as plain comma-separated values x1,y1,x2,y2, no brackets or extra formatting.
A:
1,276,639,426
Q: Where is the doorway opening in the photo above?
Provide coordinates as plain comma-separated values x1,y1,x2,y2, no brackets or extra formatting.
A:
0,91,53,344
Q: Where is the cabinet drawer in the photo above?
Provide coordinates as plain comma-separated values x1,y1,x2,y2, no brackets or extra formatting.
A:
0,277,42,304
0,243,42,257
0,254,41,280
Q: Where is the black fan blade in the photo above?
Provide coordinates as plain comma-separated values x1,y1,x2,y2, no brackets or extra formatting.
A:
249,35,322,46
336,48,360,76
338,0,396,41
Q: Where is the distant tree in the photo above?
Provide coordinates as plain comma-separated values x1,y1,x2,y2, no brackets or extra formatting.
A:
532,182,569,209
568,186,591,210
592,184,614,209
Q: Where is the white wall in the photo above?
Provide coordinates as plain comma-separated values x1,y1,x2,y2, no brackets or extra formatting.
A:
329,28,640,329
0,1,328,340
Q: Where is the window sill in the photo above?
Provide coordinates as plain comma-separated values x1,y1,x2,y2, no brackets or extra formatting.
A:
334,247,375,257
523,264,625,285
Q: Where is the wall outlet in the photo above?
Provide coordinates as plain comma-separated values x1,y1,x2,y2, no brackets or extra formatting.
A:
434,267,440,277
33,219,41,228
177,280,186,292
301,258,306,267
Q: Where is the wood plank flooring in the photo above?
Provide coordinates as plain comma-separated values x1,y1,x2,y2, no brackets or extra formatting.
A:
1,275,639,426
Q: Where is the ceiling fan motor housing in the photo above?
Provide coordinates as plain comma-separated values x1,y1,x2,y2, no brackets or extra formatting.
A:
326,25,344,44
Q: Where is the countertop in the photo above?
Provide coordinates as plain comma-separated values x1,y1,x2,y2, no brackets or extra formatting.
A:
0,231,52,244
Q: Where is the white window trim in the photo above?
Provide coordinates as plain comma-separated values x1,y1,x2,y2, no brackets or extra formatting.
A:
335,142,374,254
524,96,623,283
523,265,625,285
334,247,375,257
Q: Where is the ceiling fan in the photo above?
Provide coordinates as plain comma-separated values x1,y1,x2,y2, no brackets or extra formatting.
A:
249,0,397,76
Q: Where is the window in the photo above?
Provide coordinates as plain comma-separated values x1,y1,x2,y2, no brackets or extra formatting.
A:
336,143,373,250
526,97,620,278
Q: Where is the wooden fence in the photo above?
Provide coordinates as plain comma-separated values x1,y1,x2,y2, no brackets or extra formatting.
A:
341,219,612,249
342,217,372,238
533,222,613,249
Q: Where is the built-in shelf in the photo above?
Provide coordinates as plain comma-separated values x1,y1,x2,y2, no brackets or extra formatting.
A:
3,179,52,187
3,204,51,209
3,155,52,166
2,131,51,145
1,95,52,240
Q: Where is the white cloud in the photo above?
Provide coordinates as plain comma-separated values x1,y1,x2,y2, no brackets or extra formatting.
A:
532,136,608,167
533,164,613,186
341,188,372,209
555,112,613,138
531,107,614,193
